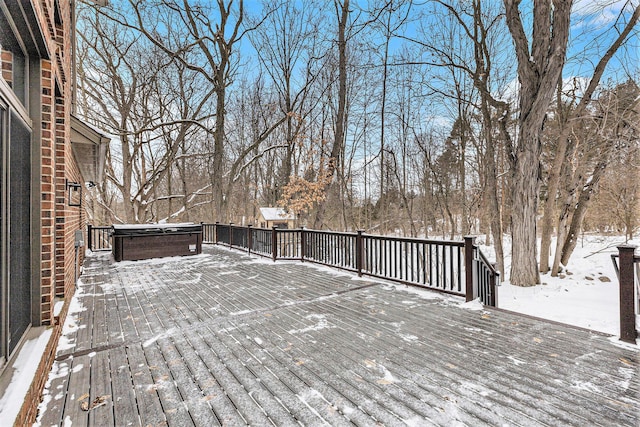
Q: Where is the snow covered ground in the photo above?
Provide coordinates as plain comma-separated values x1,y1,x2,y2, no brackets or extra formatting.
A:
0,234,638,426
484,234,639,338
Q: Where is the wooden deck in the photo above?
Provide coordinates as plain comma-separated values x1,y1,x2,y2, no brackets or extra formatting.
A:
38,245,639,426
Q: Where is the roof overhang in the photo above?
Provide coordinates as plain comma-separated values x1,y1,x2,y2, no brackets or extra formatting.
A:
70,114,109,184
0,0,50,59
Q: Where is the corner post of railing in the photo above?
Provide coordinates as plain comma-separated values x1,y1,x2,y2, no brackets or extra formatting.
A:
464,236,475,302
87,224,93,251
229,223,234,248
272,226,278,262
214,221,219,245
356,230,364,277
300,227,306,262
617,245,637,344
490,263,498,307
247,224,253,255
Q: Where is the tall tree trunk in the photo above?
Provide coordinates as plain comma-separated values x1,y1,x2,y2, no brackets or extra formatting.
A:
315,0,349,228
539,78,568,273
509,120,543,286
483,123,504,275
212,82,226,221
503,0,571,286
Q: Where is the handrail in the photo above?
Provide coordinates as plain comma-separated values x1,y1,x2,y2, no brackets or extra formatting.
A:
89,221,501,307
205,223,499,306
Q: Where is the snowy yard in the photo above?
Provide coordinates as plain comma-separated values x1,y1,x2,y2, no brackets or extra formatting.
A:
489,235,639,337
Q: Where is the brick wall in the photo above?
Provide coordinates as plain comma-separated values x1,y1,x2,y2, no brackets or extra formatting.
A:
16,0,90,424
41,59,55,325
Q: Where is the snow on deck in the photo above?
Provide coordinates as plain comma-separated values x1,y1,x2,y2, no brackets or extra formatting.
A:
36,246,639,426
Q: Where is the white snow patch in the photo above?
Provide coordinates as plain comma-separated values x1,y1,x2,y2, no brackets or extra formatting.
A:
53,299,65,317
288,314,335,334
607,335,640,350
615,366,635,390
399,334,419,342
143,328,177,347
507,356,527,366
230,309,254,316
378,364,397,384
0,328,53,426
177,273,202,285
218,270,241,276
458,298,484,311
296,389,330,425
571,380,601,393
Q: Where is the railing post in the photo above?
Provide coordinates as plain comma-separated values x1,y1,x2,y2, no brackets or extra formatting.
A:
214,221,219,244
300,227,306,262
464,236,475,302
617,245,637,344
272,226,278,262
490,263,498,307
229,223,234,248
87,224,93,251
247,224,252,255
356,230,364,277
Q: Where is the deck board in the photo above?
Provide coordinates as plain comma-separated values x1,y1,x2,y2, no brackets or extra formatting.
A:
36,246,640,426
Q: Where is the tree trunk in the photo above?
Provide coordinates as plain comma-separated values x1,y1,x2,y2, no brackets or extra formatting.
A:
503,0,572,286
212,85,226,221
509,121,542,286
560,159,609,266
315,0,349,228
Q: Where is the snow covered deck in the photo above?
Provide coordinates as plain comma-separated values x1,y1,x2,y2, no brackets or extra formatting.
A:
38,246,639,426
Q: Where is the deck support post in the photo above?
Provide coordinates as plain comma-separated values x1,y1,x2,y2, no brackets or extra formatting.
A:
617,245,637,344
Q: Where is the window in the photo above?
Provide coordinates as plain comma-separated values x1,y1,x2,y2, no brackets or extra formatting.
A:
0,10,28,105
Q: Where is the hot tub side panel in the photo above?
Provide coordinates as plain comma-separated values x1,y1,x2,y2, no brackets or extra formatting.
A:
112,231,202,261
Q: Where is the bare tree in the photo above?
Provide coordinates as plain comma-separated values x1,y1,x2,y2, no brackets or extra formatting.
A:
503,0,572,286
539,5,640,273
77,5,215,223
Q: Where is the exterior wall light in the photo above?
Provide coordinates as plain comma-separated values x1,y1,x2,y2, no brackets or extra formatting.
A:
67,180,82,207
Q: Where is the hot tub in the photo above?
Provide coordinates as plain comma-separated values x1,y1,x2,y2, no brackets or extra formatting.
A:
112,223,203,262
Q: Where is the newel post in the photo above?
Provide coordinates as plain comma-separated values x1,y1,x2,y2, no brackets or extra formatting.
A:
229,223,234,248
87,224,93,251
272,226,278,262
464,236,475,302
618,245,637,344
300,227,306,262
247,224,252,255
356,230,364,277
214,221,219,244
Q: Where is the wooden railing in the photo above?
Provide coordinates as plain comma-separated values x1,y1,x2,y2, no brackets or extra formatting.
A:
206,223,500,306
87,225,112,251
